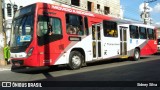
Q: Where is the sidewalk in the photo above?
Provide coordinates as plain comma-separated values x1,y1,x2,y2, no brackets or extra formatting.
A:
0,64,12,71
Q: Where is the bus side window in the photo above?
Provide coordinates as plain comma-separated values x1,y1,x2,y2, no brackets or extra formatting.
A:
139,27,147,39
147,28,154,40
38,16,62,37
38,21,48,36
103,20,118,37
129,25,139,39
37,16,48,37
66,14,84,35
154,30,156,40
51,18,62,35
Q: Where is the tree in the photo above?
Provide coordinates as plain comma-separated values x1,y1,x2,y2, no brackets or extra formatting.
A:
0,1,7,65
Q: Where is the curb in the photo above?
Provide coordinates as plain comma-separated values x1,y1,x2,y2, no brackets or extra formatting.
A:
0,68,11,71
0,64,11,71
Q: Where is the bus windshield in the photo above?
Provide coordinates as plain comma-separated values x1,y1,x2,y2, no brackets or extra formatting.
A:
10,15,34,48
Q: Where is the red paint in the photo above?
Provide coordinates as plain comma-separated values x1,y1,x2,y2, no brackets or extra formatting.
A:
141,40,157,56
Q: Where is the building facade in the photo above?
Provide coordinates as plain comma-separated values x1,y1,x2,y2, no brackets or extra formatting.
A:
2,0,23,21
54,0,121,18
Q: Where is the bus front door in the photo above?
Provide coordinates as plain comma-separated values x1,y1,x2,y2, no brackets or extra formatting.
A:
92,24,102,60
120,26,128,58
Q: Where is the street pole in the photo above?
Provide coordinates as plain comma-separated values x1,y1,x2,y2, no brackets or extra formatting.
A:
143,1,147,24
143,0,157,24
0,0,6,65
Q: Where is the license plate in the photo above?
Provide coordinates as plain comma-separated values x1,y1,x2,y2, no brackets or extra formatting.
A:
14,63,20,67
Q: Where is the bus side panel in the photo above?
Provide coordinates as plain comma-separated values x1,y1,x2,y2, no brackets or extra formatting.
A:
141,40,157,55
128,39,148,56
37,9,70,66
102,37,120,59
127,38,138,56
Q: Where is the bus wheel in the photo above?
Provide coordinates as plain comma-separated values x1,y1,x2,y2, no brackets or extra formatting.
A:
133,48,140,61
68,51,83,70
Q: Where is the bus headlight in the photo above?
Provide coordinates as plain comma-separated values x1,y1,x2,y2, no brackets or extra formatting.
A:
27,47,34,57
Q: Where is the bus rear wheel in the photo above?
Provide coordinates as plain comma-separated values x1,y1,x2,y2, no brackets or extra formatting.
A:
68,51,83,70
132,48,140,61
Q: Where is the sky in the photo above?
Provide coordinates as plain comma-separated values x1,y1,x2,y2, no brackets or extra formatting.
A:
120,0,160,25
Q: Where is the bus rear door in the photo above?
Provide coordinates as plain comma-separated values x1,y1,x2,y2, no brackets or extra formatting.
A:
119,26,128,58
92,24,102,60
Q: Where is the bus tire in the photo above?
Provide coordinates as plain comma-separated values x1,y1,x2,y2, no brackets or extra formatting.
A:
68,51,83,70
11,66,26,72
133,48,140,61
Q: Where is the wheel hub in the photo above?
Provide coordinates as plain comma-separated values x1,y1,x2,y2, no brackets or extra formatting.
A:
72,55,81,67
135,51,139,59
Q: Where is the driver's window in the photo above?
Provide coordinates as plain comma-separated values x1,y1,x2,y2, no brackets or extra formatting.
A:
37,16,62,37
38,21,48,36
37,16,48,37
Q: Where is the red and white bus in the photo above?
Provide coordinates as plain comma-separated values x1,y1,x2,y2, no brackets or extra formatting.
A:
10,2,157,70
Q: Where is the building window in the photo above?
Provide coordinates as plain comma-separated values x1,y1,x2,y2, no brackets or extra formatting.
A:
87,1,94,12
147,28,155,40
97,4,100,9
71,0,80,6
2,8,4,19
139,27,147,39
7,3,12,17
104,6,110,15
103,20,118,37
87,1,92,11
129,25,139,39
66,14,83,35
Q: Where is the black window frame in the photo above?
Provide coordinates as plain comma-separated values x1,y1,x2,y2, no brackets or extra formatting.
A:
37,15,62,37
84,16,89,35
71,0,80,6
37,15,63,46
97,4,100,9
147,28,155,40
139,27,147,39
104,6,110,15
103,20,118,37
66,13,84,35
129,25,139,39
7,3,12,17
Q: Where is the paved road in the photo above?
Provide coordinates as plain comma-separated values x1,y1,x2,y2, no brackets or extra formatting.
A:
0,54,160,89
0,54,160,81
